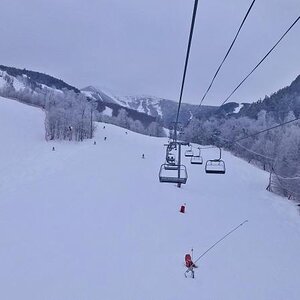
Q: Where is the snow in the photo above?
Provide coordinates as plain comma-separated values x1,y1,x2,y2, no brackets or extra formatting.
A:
81,87,164,118
0,96,300,300
96,86,123,105
12,77,26,91
155,101,163,117
137,101,145,113
81,89,96,99
39,83,63,94
0,76,6,89
0,71,27,91
234,104,243,114
102,106,113,117
115,94,163,116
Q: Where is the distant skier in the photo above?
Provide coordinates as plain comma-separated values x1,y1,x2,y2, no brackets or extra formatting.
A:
142,154,145,159
185,253,197,278
125,131,128,135
104,137,107,141
52,147,55,151
94,141,97,145
180,203,186,213
103,126,106,129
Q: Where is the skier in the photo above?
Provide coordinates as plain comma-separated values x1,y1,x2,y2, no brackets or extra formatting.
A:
94,141,97,145
180,203,186,213
142,154,145,159
185,253,197,278
104,137,107,141
103,126,106,129
52,146,55,151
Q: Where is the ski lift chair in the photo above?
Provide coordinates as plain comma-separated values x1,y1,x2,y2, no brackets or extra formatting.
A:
190,147,203,165
185,146,194,157
164,164,180,171
205,159,226,174
205,147,226,174
191,155,203,165
164,145,179,170
159,164,188,184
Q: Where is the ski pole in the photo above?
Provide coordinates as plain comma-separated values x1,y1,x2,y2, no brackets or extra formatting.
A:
185,220,248,275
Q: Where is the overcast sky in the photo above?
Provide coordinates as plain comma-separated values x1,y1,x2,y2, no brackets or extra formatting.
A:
1,0,299,105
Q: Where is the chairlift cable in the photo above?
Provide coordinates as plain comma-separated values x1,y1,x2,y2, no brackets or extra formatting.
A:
275,174,300,180
195,16,300,152
174,0,199,139
206,117,299,158
187,116,299,157
188,144,219,151
220,15,300,106
186,15,300,130
198,0,257,108
235,141,275,160
233,117,300,143
184,0,256,130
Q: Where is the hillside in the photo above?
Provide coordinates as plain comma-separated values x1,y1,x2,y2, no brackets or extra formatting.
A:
0,65,157,128
0,65,80,93
82,72,300,128
81,86,218,127
0,96,300,300
238,74,300,121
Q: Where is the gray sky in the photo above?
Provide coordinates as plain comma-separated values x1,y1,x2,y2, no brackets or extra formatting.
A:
1,0,299,105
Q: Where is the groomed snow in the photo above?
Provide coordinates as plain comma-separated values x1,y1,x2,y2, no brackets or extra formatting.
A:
0,96,300,300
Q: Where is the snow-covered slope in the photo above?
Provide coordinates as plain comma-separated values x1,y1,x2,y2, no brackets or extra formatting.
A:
81,86,199,123
0,70,27,92
81,86,121,105
116,94,164,117
81,86,223,127
0,96,300,300
81,86,163,112
0,67,79,94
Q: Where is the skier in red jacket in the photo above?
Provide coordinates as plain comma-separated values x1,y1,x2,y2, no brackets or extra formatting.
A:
185,254,197,278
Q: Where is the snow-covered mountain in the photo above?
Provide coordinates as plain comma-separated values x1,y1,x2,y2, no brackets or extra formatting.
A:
0,65,80,94
0,65,158,127
81,86,120,105
81,86,167,116
2,64,299,133
81,85,221,127
83,73,300,130
81,86,164,115
1,95,300,299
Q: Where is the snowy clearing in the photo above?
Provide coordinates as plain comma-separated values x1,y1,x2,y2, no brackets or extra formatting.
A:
0,96,299,300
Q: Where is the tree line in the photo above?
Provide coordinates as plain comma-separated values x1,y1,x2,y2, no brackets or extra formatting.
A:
0,72,165,141
182,109,300,202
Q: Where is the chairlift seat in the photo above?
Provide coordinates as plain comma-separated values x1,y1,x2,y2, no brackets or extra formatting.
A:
191,156,203,165
205,159,226,174
185,150,194,157
159,164,188,184
164,164,179,171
